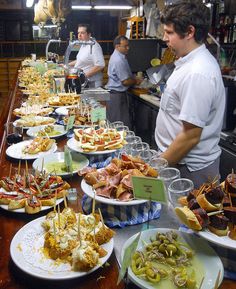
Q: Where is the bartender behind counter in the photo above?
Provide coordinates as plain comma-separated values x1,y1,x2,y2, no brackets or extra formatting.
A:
69,24,105,88
106,35,142,127
155,0,225,188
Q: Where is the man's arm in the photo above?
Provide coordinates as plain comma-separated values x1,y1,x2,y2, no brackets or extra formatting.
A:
160,121,202,166
122,77,142,87
85,65,104,78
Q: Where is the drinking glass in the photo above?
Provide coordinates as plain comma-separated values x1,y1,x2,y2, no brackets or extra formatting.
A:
122,136,142,155
158,167,180,192
139,150,152,164
168,178,194,207
111,121,124,128
67,188,78,201
124,130,135,139
149,157,168,173
5,122,23,146
130,142,150,157
115,125,129,132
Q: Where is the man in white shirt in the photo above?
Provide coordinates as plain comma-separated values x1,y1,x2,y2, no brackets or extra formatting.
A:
155,0,225,187
70,24,105,88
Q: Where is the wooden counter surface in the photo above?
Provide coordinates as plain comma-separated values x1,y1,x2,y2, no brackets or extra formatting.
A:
0,79,235,289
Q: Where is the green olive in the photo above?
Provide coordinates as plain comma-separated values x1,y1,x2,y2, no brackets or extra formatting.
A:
186,278,197,289
166,257,176,266
147,272,161,283
159,243,167,253
166,244,177,254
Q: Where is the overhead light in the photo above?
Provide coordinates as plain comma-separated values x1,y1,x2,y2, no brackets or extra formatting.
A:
71,5,133,10
72,5,92,10
94,5,132,10
26,0,34,7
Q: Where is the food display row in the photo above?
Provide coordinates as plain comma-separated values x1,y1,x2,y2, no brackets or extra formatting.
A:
0,63,235,289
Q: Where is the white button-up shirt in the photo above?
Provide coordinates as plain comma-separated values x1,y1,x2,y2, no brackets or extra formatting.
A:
155,44,226,171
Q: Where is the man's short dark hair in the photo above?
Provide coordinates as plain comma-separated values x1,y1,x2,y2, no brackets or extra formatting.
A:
113,35,128,48
78,24,92,34
160,0,210,43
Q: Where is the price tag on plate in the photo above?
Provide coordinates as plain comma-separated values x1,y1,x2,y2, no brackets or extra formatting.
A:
132,176,167,203
66,115,75,131
91,107,106,123
64,145,73,172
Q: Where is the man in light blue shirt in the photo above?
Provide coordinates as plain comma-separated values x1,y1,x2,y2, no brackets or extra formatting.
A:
107,35,141,127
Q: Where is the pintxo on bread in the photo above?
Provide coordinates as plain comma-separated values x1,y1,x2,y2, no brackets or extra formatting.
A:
175,174,236,240
0,172,70,214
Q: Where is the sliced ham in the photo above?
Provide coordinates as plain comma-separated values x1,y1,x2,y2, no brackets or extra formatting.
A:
78,167,97,176
121,174,132,189
118,191,133,201
108,172,122,187
96,185,114,199
105,162,120,175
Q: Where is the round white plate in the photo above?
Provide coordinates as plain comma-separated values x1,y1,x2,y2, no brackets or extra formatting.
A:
55,106,75,116
10,216,114,280
26,125,67,139
67,137,116,155
6,140,57,160
32,152,89,177
197,229,236,250
13,116,56,129
0,198,63,214
81,179,147,206
121,228,224,289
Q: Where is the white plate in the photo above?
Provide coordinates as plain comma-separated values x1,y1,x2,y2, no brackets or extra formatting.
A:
121,228,224,289
10,216,114,280
0,198,63,214
32,152,89,177
6,140,57,160
55,106,74,116
81,179,147,206
26,125,67,139
67,137,116,155
13,116,56,129
197,229,236,250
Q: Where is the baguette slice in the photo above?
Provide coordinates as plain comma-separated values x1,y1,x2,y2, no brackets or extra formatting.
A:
8,198,26,210
175,206,202,231
196,194,222,212
25,196,42,214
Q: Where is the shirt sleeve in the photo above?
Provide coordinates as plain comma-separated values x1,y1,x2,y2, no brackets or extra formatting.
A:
179,73,216,128
91,43,105,68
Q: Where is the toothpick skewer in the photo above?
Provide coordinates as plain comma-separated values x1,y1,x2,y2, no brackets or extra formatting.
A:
25,160,28,176
53,219,56,241
77,213,81,246
17,160,21,176
92,189,96,215
53,190,57,212
199,276,205,289
98,208,105,228
63,192,67,208
207,210,224,216
58,204,61,229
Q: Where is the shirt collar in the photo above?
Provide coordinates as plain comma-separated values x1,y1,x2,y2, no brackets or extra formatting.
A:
175,44,206,68
114,49,126,59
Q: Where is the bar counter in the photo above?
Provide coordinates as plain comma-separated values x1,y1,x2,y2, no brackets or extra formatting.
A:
0,78,236,289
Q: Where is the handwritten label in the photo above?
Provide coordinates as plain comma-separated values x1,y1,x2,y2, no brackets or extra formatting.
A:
66,115,75,131
132,176,167,203
117,232,140,285
91,107,106,123
64,146,73,172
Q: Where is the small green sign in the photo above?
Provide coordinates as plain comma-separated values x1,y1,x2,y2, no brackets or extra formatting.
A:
132,176,167,203
64,146,73,172
117,232,140,285
66,115,75,131
91,107,106,123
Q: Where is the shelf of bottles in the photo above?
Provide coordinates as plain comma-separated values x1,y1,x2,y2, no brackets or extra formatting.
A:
130,17,145,39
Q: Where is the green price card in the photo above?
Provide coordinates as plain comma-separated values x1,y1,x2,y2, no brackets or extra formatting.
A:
117,232,140,285
91,107,106,123
132,176,167,204
64,146,73,172
66,115,75,131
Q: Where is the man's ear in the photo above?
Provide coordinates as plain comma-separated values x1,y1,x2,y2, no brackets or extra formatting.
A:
186,25,195,39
